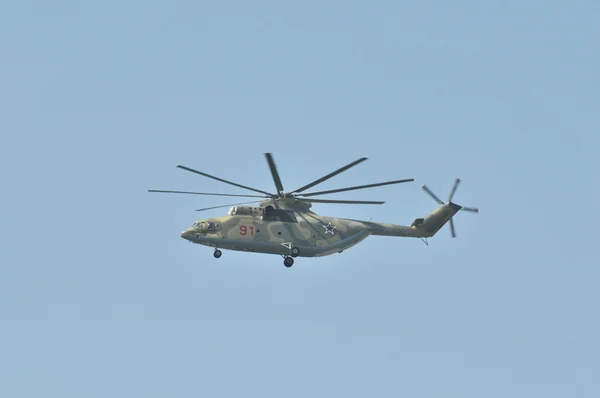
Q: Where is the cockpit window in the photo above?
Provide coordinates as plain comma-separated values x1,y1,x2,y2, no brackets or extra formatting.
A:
190,221,217,230
191,221,207,230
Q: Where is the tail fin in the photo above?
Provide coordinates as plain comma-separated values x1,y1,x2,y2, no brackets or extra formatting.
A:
411,203,462,238
420,179,479,238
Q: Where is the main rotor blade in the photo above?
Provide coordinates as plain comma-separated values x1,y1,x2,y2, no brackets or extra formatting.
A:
300,198,384,205
422,185,444,205
449,218,456,238
148,189,266,198
448,178,460,202
195,200,260,212
291,157,368,194
177,165,273,196
461,206,479,213
265,153,284,194
298,178,414,197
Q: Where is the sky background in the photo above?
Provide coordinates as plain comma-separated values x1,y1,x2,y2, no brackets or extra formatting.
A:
2,1,599,397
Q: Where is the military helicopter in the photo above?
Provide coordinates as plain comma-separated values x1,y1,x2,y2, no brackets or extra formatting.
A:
148,153,479,267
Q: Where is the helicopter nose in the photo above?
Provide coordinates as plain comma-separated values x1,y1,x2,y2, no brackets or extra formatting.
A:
180,229,193,240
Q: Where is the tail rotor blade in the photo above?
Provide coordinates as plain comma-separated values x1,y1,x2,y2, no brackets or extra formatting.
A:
461,206,479,213
448,178,460,202
449,218,457,238
422,185,444,205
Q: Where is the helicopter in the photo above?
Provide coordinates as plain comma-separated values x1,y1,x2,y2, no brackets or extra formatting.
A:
148,153,479,267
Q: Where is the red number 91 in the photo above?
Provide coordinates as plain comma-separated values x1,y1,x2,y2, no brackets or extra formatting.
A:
240,225,254,236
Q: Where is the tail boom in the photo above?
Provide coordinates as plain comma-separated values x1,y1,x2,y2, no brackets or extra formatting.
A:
367,203,461,238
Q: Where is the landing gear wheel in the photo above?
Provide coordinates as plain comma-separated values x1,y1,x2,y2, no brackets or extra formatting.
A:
213,249,222,258
283,256,294,267
290,247,300,258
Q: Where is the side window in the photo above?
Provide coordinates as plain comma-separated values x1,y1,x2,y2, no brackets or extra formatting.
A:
262,206,297,222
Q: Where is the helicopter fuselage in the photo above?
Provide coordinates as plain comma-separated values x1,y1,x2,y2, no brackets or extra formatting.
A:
179,203,461,258
181,212,371,257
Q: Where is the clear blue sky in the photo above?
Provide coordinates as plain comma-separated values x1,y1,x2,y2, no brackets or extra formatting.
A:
2,1,599,397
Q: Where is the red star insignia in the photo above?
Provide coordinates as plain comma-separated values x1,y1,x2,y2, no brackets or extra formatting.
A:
323,222,336,234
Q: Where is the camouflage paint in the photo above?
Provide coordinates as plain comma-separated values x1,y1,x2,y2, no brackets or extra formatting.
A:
179,200,461,258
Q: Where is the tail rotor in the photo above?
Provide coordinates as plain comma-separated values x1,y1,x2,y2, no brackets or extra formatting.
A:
422,178,479,238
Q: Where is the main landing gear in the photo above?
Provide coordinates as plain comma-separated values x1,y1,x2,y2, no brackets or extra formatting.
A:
283,256,294,267
282,245,299,267
213,249,222,258
290,247,300,258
